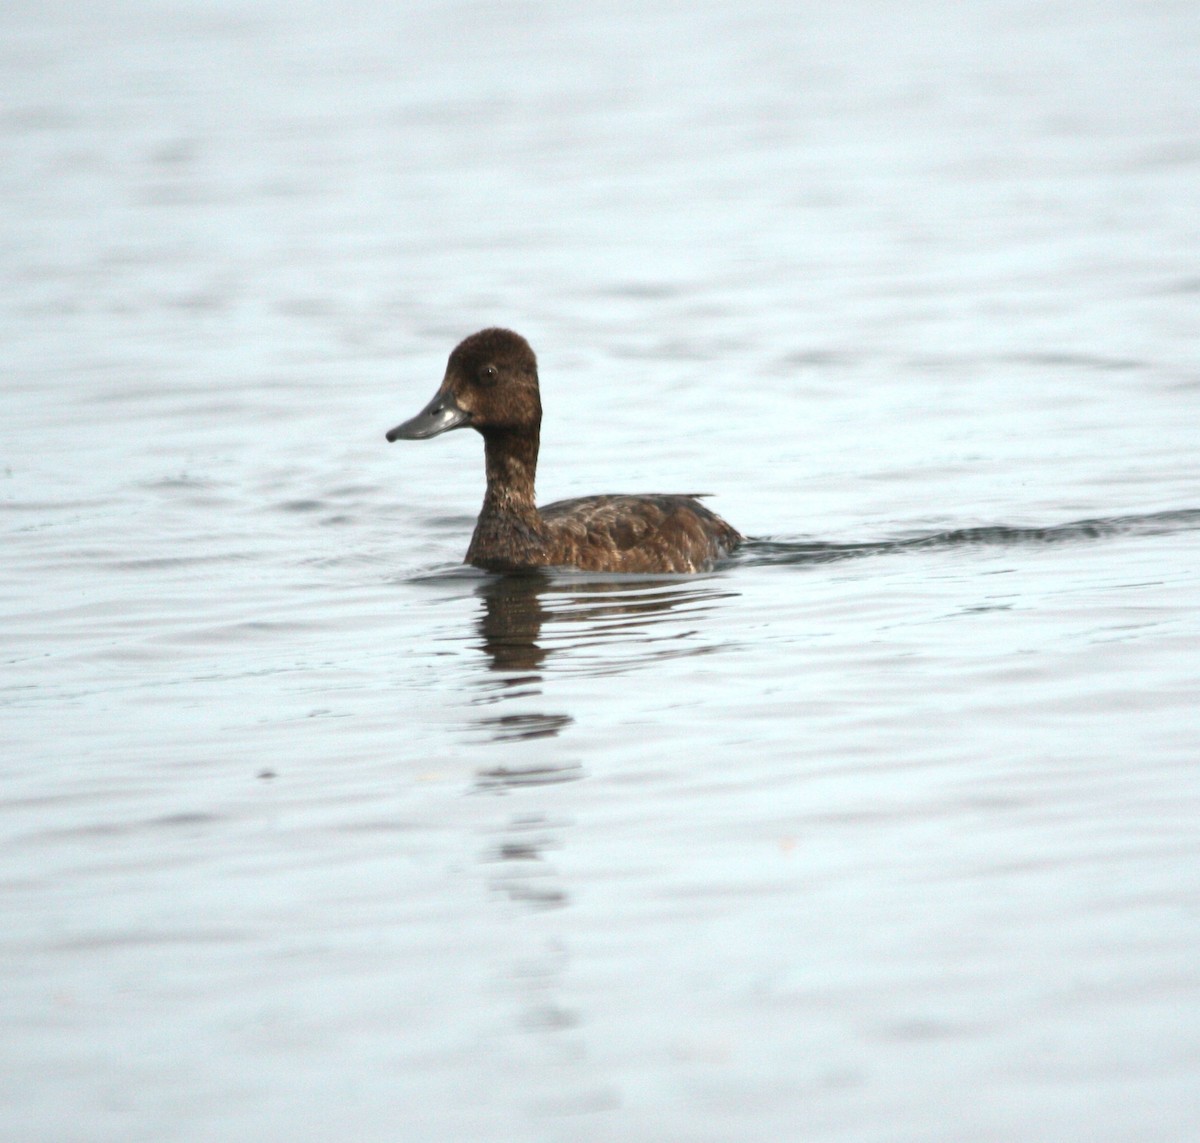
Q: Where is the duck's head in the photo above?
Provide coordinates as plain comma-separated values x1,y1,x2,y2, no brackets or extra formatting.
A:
386,328,541,442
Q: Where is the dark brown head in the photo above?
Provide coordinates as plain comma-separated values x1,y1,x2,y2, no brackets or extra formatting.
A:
385,328,541,442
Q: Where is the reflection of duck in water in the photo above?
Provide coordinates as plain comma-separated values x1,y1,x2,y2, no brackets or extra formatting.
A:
477,574,551,675
386,328,741,573
474,573,739,677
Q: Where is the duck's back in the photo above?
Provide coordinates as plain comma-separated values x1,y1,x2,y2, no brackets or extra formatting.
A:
538,493,741,573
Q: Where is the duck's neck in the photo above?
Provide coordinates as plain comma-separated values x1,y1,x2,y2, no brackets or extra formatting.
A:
482,428,540,520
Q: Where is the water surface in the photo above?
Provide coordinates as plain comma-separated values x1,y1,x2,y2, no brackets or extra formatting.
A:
3,2,1200,1140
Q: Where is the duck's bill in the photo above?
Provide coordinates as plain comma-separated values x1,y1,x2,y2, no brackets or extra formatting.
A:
386,390,471,441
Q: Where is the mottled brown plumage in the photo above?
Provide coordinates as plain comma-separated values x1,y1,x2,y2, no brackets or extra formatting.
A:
386,328,741,574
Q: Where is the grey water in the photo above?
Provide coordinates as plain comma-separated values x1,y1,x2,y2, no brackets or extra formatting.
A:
4,2,1200,1140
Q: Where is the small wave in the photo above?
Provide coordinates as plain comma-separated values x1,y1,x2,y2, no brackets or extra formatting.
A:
741,508,1200,567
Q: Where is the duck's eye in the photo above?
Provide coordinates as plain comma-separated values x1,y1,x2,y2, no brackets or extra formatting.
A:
478,364,499,386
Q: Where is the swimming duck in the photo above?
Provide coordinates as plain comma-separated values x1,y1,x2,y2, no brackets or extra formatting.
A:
385,328,741,573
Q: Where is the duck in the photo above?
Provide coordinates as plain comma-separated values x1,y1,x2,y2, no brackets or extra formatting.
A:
385,328,741,573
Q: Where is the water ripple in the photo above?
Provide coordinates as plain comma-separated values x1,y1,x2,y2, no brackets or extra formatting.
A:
743,508,1200,567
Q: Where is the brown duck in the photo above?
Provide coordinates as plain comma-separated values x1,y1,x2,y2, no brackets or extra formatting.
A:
385,328,741,573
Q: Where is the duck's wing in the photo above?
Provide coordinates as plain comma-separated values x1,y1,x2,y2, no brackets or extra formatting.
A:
539,494,741,572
